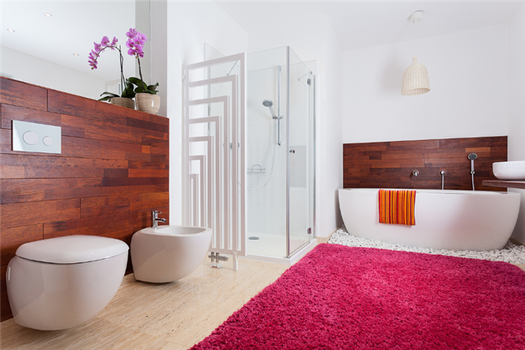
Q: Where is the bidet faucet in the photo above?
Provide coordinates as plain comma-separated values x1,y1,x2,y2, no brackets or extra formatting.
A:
152,210,166,229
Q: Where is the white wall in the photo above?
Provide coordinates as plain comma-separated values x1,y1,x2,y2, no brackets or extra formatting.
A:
150,0,168,118
317,20,344,238
343,24,509,143
508,4,525,243
248,16,344,237
159,1,248,226
1,47,106,99
154,3,344,238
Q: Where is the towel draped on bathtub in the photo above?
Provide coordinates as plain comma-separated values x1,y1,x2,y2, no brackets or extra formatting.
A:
378,189,416,226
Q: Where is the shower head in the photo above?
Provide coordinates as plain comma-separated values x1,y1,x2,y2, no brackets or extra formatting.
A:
262,99,273,107
262,99,276,118
468,153,478,160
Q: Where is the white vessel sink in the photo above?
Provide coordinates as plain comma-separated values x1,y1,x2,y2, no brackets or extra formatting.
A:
493,161,525,180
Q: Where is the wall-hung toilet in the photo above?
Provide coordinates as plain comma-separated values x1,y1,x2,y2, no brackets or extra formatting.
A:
6,235,129,331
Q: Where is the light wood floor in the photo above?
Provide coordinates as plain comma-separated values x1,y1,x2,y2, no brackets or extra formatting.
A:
0,257,289,350
2,240,523,350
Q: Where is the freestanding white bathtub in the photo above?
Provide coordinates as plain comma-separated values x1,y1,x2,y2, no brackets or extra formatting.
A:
338,188,521,251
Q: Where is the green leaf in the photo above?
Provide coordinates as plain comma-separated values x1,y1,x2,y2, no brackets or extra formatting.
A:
121,80,136,98
128,77,142,85
98,96,115,102
129,77,159,94
99,92,119,98
128,77,147,89
147,82,159,92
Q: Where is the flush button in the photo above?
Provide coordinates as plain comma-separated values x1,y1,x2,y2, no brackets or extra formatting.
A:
23,131,39,145
12,120,61,154
42,136,54,146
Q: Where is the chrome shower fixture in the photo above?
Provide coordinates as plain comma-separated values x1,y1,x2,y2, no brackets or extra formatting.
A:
468,153,477,191
262,99,276,118
468,153,478,174
262,99,282,146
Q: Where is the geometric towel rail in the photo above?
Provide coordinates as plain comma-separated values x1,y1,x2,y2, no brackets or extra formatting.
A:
183,53,246,269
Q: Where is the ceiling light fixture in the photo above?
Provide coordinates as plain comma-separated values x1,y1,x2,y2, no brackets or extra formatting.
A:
73,53,80,57
7,28,15,32
401,10,430,96
44,12,53,17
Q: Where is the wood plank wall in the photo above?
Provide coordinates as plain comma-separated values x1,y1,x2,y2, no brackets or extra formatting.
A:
343,137,507,191
0,78,169,321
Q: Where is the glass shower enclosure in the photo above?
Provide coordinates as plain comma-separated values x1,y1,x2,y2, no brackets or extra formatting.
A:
245,47,315,259
202,45,315,260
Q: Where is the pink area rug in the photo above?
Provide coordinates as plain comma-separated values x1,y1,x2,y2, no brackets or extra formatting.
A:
191,244,525,349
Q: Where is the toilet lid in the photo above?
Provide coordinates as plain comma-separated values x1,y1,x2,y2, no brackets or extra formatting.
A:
16,235,129,264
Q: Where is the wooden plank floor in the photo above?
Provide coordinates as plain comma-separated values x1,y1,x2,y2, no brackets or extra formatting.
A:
0,258,289,350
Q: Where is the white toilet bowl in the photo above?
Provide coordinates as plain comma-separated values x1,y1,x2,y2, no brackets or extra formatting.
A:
131,225,212,283
6,235,128,330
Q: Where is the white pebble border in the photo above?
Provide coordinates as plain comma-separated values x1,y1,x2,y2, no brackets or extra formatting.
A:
329,227,525,265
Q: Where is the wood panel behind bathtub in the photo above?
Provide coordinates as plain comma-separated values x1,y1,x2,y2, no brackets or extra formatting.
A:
343,137,507,191
0,78,169,321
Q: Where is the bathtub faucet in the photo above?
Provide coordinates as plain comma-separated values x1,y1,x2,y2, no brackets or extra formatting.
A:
152,210,166,230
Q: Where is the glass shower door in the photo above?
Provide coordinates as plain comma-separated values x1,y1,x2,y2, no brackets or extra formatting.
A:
286,47,314,257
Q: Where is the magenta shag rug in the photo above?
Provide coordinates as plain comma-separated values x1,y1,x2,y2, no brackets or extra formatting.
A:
191,244,525,349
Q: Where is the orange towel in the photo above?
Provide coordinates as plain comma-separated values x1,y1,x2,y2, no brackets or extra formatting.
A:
378,189,416,225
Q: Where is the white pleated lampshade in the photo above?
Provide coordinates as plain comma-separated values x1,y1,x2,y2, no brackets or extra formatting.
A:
401,57,430,95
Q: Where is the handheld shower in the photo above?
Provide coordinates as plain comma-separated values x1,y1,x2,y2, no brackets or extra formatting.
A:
468,153,477,191
262,99,282,146
468,153,477,174
262,99,276,119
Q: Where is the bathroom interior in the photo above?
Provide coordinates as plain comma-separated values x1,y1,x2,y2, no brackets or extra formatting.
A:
1,0,524,348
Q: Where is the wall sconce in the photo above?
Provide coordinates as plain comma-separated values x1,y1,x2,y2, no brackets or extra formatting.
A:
401,10,430,96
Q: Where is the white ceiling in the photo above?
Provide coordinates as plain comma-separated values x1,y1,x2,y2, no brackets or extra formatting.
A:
1,1,522,80
215,1,523,52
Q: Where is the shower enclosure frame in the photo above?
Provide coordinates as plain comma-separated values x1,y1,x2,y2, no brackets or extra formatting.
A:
283,46,316,258
246,46,315,260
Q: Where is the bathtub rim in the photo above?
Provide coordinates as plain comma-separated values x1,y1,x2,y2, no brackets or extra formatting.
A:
338,188,518,196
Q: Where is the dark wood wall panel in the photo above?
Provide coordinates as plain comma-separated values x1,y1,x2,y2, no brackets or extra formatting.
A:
343,136,507,191
0,78,169,321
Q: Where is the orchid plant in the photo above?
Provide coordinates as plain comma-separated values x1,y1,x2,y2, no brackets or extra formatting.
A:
125,28,159,95
88,36,135,101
